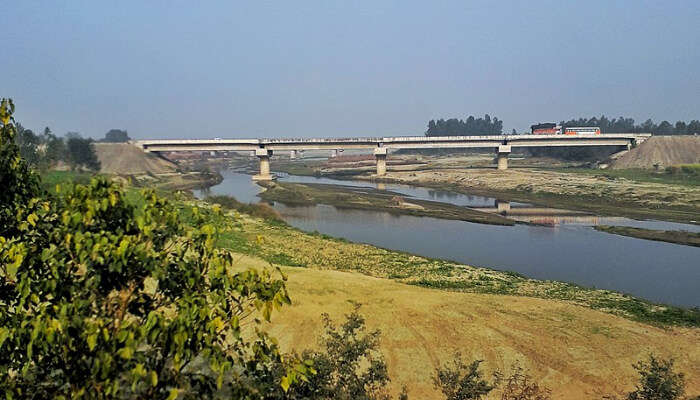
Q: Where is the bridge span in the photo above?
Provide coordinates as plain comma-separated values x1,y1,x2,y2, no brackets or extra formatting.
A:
135,134,650,180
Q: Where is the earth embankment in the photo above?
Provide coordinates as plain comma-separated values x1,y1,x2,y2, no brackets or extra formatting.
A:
94,143,178,175
611,135,700,169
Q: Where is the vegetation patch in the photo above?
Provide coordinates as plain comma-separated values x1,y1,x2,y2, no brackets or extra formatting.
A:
257,181,515,226
595,225,700,247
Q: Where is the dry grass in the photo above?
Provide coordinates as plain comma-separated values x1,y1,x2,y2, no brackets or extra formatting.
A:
231,254,700,399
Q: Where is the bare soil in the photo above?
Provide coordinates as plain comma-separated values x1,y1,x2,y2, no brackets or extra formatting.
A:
612,135,700,169
94,143,178,175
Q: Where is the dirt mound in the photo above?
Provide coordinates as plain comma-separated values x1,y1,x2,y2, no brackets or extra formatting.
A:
94,143,178,175
611,135,700,169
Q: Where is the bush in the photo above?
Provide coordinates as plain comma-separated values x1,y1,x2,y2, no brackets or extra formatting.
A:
205,194,285,223
499,366,551,400
282,304,394,400
434,355,499,400
625,355,686,400
1,100,310,398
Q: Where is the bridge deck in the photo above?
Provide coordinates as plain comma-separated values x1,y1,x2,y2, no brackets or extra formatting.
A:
136,134,650,152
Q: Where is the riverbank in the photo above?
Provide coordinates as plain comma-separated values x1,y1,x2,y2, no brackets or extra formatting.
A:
257,181,515,225
272,159,699,224
44,170,700,397
595,225,700,247
199,195,700,327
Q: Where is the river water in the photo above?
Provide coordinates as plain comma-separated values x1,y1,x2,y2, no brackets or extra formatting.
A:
195,170,700,307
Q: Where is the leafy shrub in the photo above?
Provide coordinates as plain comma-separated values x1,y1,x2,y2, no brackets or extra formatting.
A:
625,355,686,400
434,355,499,400
1,100,309,398
283,304,394,400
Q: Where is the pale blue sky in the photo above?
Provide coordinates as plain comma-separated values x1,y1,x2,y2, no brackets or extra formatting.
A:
4,1,699,139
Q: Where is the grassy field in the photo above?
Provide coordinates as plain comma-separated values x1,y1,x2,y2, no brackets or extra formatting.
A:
231,253,700,399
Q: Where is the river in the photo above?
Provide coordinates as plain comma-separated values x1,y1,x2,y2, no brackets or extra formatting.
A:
195,170,700,307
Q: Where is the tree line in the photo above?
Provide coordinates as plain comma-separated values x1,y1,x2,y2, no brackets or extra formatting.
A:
426,115,504,136
13,125,130,171
558,116,700,135
424,114,699,136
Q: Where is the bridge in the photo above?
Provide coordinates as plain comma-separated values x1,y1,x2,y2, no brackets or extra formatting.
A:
136,134,650,180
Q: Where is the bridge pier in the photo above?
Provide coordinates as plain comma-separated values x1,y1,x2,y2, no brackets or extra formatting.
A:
496,145,511,170
290,150,297,159
330,149,338,158
252,148,275,181
495,200,511,213
374,147,387,176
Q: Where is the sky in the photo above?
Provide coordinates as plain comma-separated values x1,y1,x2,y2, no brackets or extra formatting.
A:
3,1,700,139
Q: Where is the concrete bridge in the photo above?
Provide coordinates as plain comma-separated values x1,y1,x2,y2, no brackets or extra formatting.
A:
136,134,650,180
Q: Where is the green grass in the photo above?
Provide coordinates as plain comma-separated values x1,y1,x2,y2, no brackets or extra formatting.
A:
40,170,94,190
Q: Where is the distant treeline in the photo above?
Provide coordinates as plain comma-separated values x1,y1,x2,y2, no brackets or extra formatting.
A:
418,113,698,160
14,126,130,171
425,114,503,136
558,116,700,135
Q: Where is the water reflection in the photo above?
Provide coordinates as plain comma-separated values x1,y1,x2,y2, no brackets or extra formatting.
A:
195,170,700,307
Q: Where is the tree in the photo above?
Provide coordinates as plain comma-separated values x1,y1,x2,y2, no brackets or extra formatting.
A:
67,136,101,171
0,98,40,236
14,123,41,166
434,355,499,400
625,355,685,400
1,99,312,398
103,129,131,143
44,131,67,166
426,114,504,136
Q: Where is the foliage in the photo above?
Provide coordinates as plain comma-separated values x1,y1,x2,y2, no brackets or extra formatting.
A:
0,99,311,398
434,354,499,400
625,355,685,400
282,304,393,400
205,194,285,223
666,164,700,177
14,123,41,166
498,366,551,400
102,129,131,143
558,115,700,136
426,114,503,136
67,136,101,171
0,98,41,237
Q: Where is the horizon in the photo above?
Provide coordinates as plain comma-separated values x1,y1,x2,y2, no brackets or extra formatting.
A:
4,1,700,139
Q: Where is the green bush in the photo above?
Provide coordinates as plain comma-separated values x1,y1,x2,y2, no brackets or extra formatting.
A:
0,99,310,398
205,194,285,223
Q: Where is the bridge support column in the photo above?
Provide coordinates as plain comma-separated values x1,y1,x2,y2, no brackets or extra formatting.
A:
496,145,511,170
290,150,297,159
495,200,511,213
252,148,275,181
374,147,387,176
330,149,338,158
